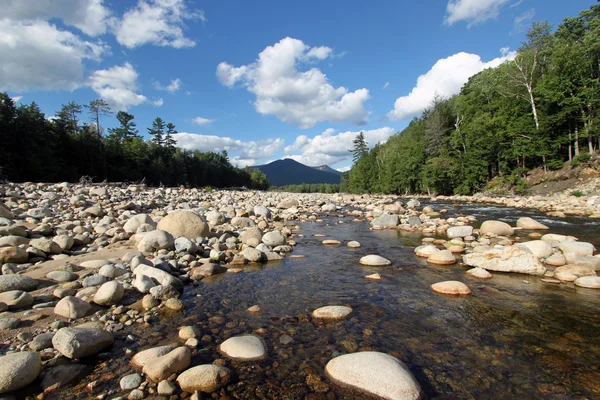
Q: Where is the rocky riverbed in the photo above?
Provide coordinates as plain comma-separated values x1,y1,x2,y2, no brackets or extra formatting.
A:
1,182,600,399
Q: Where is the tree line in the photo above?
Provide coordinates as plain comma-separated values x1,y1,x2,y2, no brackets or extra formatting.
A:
342,5,599,195
0,97,269,189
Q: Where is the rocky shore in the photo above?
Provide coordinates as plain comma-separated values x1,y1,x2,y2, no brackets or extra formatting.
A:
0,182,598,399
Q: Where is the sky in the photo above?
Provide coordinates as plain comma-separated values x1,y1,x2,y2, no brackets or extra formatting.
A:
0,0,593,171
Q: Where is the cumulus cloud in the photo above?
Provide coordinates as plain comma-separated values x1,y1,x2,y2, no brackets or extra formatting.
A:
1,0,114,36
173,133,285,166
0,19,108,92
445,0,510,27
284,127,395,166
115,0,204,48
87,63,147,111
388,48,516,121
153,78,182,93
192,117,215,125
337,166,351,172
217,37,370,128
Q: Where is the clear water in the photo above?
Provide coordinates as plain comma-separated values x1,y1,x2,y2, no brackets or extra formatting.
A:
46,203,600,399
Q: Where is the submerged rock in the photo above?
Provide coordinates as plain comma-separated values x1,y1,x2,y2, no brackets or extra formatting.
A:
463,246,547,275
431,281,471,295
176,365,231,393
359,255,391,266
312,305,352,320
219,335,267,361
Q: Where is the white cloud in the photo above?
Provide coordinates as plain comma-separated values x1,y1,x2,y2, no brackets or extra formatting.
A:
192,117,215,125
152,98,164,107
383,82,390,89
388,49,516,121
284,127,395,166
337,166,351,172
11,96,23,103
445,0,510,27
153,78,182,93
87,63,147,111
512,9,535,34
115,0,203,48
1,0,114,36
0,19,108,92
217,37,370,128
173,133,285,166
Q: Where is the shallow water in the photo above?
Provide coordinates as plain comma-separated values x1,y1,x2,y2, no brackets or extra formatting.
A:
51,204,600,399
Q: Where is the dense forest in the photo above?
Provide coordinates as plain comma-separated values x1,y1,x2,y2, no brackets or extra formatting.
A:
342,5,600,195
0,97,269,189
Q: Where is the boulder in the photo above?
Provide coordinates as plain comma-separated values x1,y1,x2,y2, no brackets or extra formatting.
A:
52,327,114,359
479,220,514,236
554,264,596,282
0,247,28,264
93,281,124,306
312,306,352,320
0,352,41,394
157,211,209,240
431,281,471,295
0,290,34,310
325,352,421,400
518,240,553,259
242,247,264,263
240,227,263,247
30,238,62,254
370,213,399,228
131,344,178,368
262,231,285,247
124,214,156,233
219,335,267,361
574,276,600,289
447,226,473,239
427,250,456,265
142,346,191,382
516,217,549,230
558,241,595,263
174,237,197,253
137,230,174,253
54,296,91,319
359,255,391,266
176,365,231,393
463,246,546,275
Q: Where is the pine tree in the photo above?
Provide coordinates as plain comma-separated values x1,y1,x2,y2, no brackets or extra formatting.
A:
108,111,138,144
164,122,177,151
148,117,166,146
84,99,111,137
350,132,368,162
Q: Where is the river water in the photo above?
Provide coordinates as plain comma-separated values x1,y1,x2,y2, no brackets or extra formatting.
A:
53,202,600,400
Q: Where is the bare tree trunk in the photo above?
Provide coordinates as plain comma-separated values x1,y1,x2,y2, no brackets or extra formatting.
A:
568,127,573,161
575,125,580,156
542,155,547,172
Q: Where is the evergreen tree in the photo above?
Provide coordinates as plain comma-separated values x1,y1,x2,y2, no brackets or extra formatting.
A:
84,99,111,137
164,122,177,151
350,132,368,162
108,111,138,144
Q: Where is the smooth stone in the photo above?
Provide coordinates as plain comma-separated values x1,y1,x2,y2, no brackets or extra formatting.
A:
176,365,231,393
0,318,20,330
347,241,361,248
322,240,341,245
262,231,286,247
29,333,55,351
365,273,381,280
447,225,474,239
574,276,600,289
54,296,91,319
479,220,514,236
157,211,209,240
427,250,456,265
518,240,553,259
371,213,399,228
142,346,191,381
157,380,177,395
120,373,143,390
516,217,549,230
465,268,492,279
0,290,34,310
219,335,267,361
545,253,567,266
137,230,175,253
52,327,114,359
46,270,78,282
0,275,37,293
414,245,440,258
0,352,42,394
359,255,391,266
133,264,183,290
131,344,178,368
325,352,421,400
431,281,471,295
93,281,124,306
178,326,201,340
463,246,547,276
554,264,596,282
313,305,353,320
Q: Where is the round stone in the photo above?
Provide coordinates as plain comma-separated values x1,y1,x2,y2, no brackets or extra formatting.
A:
219,335,267,361
466,268,492,279
431,281,471,295
322,240,341,245
176,364,231,393
574,276,600,289
325,352,421,400
426,250,456,265
359,255,391,266
312,305,353,320
0,352,42,394
347,241,361,248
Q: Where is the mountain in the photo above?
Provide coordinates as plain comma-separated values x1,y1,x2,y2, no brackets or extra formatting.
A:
311,165,343,176
251,159,342,186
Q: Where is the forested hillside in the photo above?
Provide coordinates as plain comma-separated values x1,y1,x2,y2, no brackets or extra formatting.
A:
0,98,269,189
342,5,599,195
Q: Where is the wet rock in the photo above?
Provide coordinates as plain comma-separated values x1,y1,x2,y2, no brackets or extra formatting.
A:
466,268,492,279
137,230,175,253
142,346,191,381
558,241,595,263
149,284,180,300
322,239,341,245
414,245,439,258
157,211,209,240
0,352,42,394
93,281,124,306
325,352,421,400
164,298,184,311
142,294,159,310
554,265,596,282
479,220,514,236
545,253,567,266
365,273,381,280
463,246,547,275
52,327,114,358
41,364,87,393
176,365,231,393
431,281,472,295
312,306,352,320
447,226,474,239
0,290,33,310
179,326,201,340
427,250,456,265
219,334,267,361
516,217,549,230
359,255,391,266
242,247,264,263
54,296,91,319
120,373,142,390
574,276,600,289
347,241,361,248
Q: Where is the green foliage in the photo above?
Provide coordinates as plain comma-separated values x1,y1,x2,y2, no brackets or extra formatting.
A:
572,190,585,197
270,183,340,193
546,159,565,170
571,152,592,167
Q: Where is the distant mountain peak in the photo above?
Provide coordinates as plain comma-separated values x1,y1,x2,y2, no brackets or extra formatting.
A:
250,159,341,186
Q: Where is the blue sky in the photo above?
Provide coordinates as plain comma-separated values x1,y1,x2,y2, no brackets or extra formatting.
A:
0,0,593,170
